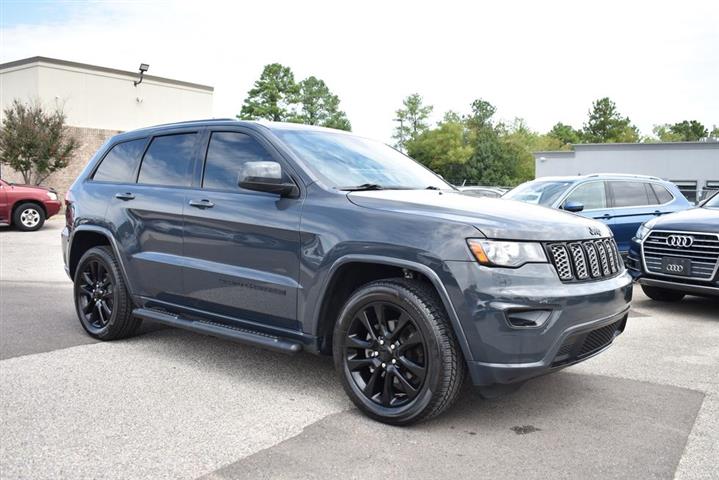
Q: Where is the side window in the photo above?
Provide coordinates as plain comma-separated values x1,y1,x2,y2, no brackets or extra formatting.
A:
564,182,607,209
609,181,652,207
138,133,197,187
202,132,279,191
651,184,673,204
93,139,146,183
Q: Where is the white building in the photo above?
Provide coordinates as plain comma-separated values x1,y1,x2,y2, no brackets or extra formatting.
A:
0,56,214,194
534,142,719,202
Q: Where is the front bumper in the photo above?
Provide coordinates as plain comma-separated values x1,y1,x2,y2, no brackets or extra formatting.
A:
443,261,633,386
44,200,62,218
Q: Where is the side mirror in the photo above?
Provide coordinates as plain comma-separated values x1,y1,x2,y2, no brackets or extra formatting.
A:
238,161,298,198
563,200,585,212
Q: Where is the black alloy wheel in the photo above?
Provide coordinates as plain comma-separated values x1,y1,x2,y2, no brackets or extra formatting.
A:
334,278,466,425
344,301,427,408
77,259,115,331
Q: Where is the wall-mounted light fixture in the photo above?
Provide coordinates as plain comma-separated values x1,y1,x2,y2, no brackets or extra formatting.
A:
133,63,149,87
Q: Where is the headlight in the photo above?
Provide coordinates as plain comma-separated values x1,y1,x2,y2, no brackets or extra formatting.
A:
467,239,547,267
47,191,58,201
635,224,651,240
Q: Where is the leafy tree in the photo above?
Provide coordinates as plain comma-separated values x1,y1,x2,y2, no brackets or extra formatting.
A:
653,120,708,141
547,122,581,148
238,63,299,122
0,99,78,185
711,125,719,139
293,76,351,131
582,97,639,143
393,94,433,151
464,99,516,186
406,115,473,181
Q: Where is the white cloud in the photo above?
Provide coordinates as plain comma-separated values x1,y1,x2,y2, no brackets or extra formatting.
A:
2,0,718,142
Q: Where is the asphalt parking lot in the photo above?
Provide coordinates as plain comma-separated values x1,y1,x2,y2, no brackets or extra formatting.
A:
1,219,717,480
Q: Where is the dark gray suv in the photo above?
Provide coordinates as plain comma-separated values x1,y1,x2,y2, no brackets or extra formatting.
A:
62,120,632,425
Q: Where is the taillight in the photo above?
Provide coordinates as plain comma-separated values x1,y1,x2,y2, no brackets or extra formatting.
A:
65,190,75,228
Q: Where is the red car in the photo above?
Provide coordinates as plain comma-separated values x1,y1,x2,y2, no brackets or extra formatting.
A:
0,178,62,231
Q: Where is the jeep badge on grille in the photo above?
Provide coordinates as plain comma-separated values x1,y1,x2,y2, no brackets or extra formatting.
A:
588,226,602,237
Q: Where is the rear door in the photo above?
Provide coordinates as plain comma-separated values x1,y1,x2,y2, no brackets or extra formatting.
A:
181,128,303,331
607,180,659,252
103,129,200,303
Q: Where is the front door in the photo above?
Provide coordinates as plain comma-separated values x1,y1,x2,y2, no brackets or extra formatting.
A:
182,129,302,331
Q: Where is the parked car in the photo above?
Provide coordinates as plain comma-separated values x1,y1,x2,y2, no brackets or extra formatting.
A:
504,174,691,254
457,186,507,198
0,178,61,231
627,191,719,301
62,120,632,425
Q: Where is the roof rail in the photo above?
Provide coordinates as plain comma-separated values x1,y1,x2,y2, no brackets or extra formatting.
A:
586,173,662,181
146,118,238,129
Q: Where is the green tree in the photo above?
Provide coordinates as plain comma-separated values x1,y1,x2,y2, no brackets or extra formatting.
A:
393,94,433,151
406,114,473,181
653,120,708,141
0,99,78,184
547,122,581,148
582,97,639,143
464,99,515,186
711,125,719,139
293,76,351,131
238,63,299,122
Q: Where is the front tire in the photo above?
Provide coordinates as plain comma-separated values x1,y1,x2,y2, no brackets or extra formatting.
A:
13,202,45,231
333,278,466,425
74,246,141,340
641,284,685,302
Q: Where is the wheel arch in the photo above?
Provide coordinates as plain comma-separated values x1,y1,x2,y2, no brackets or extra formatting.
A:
68,226,134,295
314,255,473,362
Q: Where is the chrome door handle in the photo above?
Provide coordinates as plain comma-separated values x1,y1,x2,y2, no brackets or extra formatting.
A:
115,192,135,201
188,199,214,209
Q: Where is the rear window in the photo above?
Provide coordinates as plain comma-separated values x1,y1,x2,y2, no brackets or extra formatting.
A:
93,139,146,183
651,184,673,204
609,181,653,207
138,133,197,187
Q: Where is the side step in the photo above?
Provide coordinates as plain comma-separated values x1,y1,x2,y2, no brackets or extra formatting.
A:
133,308,302,354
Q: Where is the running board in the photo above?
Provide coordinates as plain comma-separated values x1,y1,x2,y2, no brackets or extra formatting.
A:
133,308,302,354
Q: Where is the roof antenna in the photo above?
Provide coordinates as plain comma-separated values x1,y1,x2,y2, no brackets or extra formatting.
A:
134,63,149,87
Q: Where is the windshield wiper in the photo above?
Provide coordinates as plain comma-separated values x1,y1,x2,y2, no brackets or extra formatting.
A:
339,183,384,191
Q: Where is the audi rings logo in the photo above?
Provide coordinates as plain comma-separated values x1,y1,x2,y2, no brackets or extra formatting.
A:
666,264,685,273
667,235,694,248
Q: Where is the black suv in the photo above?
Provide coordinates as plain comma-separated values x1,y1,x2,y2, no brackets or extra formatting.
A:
63,120,632,424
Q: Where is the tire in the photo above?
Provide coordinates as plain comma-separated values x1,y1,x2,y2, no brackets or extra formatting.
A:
73,246,141,340
333,278,466,425
641,284,685,302
13,202,45,231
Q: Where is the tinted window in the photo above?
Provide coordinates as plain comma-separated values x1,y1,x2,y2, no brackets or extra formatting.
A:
203,132,277,190
93,139,146,183
609,181,651,207
565,181,607,209
138,133,196,187
651,184,673,204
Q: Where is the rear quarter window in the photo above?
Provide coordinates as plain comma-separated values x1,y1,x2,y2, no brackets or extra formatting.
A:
92,139,146,183
137,133,197,187
651,184,674,204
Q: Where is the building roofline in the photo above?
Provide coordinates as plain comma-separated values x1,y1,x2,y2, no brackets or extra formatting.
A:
0,56,214,92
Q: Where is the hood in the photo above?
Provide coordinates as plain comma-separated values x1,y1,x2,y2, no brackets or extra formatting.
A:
645,207,719,234
347,190,613,241
5,182,54,193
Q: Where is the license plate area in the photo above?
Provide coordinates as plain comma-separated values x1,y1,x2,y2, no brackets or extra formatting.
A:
661,256,692,276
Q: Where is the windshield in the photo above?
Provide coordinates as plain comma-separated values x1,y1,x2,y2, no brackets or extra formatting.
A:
504,180,574,206
703,191,719,208
274,129,450,190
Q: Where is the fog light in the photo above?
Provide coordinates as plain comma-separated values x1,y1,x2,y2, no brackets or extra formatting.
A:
506,309,552,328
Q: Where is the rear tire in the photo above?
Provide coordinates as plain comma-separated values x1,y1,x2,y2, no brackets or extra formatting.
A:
641,284,685,302
333,278,466,425
13,202,45,231
74,246,141,340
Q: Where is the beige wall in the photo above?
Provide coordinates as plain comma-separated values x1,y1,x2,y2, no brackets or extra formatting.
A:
1,59,213,131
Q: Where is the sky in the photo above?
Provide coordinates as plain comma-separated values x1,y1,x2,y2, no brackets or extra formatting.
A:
1,0,718,142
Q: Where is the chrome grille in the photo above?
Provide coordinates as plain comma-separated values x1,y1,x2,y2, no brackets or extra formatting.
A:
642,231,719,280
547,238,622,282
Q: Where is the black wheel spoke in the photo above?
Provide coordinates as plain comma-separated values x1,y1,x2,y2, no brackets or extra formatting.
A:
381,371,394,406
398,356,426,381
373,304,390,337
96,302,106,325
346,335,372,350
99,300,112,319
388,313,411,342
82,300,94,314
82,272,93,286
347,357,375,372
392,368,419,399
358,311,378,341
364,368,381,396
397,330,422,354
80,285,94,298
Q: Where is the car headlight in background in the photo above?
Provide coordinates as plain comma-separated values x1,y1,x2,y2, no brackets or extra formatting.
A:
46,191,58,201
635,224,651,240
467,239,547,267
